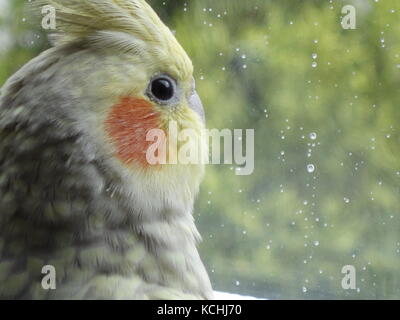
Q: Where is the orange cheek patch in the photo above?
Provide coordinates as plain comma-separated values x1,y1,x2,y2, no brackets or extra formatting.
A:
105,97,162,166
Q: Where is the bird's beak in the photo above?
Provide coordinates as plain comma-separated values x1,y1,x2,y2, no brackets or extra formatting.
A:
188,90,205,123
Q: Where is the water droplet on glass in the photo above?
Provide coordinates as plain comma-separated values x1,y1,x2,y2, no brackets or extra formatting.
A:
309,132,317,140
307,164,315,173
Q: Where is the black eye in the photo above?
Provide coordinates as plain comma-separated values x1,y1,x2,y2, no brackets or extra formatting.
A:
149,76,175,102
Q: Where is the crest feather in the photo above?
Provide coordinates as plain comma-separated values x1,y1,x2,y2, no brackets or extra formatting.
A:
32,0,193,80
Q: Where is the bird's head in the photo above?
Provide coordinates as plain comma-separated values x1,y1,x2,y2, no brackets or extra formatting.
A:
28,0,207,215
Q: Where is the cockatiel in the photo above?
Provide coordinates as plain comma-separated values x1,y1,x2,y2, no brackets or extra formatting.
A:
0,0,213,299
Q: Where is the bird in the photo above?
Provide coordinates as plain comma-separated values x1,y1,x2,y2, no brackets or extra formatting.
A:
0,0,213,299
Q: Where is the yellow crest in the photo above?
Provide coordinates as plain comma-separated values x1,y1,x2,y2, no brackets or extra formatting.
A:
33,0,193,81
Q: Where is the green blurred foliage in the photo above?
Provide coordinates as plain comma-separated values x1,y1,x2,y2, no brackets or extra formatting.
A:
1,0,400,299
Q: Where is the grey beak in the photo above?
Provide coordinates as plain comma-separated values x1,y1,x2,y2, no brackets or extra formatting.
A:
188,90,205,123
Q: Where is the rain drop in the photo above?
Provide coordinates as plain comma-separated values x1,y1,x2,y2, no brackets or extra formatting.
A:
307,164,315,173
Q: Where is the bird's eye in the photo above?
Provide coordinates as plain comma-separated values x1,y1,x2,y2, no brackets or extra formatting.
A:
147,75,176,103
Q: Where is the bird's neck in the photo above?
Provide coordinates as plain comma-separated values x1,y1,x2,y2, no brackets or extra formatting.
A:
0,137,211,298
